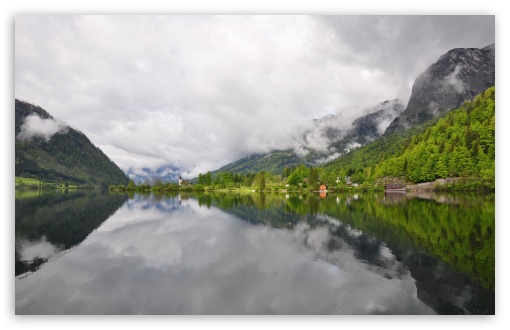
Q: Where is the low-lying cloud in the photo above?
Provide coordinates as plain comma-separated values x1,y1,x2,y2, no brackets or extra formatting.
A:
17,114,69,142
445,65,466,94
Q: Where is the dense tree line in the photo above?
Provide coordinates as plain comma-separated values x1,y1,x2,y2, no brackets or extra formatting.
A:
373,87,495,189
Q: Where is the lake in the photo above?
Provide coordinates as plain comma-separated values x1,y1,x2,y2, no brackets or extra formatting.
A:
15,190,495,314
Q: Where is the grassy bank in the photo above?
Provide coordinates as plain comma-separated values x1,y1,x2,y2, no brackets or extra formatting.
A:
15,176,78,189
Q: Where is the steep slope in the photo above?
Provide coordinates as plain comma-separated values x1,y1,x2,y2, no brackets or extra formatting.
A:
386,44,495,134
375,87,494,185
15,99,129,187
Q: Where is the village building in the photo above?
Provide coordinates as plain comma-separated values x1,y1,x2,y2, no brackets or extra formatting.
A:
178,175,192,187
384,183,406,192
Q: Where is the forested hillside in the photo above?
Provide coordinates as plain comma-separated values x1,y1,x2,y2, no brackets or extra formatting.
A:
15,100,129,187
374,87,494,186
320,87,495,188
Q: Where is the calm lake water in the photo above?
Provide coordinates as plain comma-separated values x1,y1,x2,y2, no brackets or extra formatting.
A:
15,190,495,314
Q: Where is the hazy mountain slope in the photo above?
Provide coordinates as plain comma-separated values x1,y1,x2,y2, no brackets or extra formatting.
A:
386,44,495,134
210,99,404,176
15,100,129,187
328,99,404,152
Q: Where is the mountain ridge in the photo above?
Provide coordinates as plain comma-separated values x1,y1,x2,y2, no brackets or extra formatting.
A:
15,99,129,187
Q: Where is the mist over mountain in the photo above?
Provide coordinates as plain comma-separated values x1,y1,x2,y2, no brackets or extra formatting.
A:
385,44,495,134
126,165,181,184
326,99,405,156
210,99,405,176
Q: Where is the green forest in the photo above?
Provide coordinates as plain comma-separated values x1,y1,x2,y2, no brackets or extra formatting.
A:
373,87,495,187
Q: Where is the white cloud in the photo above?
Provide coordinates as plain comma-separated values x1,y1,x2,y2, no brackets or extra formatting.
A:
445,65,466,94
17,114,68,142
14,15,495,174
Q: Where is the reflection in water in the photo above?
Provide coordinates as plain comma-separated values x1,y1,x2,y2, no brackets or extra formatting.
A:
15,189,127,275
198,192,494,314
15,191,494,315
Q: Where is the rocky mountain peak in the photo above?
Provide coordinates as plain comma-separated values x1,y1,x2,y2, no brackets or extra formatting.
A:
385,44,495,134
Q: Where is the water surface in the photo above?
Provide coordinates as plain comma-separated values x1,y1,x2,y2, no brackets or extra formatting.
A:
15,190,494,314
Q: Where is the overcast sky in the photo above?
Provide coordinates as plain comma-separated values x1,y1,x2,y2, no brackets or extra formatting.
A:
15,15,494,176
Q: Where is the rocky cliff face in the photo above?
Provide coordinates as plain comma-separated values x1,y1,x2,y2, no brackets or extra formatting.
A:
385,44,495,134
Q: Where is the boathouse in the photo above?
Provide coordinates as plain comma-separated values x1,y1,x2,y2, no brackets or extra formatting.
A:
384,184,406,192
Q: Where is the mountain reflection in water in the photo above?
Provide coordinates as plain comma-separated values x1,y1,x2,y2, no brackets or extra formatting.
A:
15,191,494,315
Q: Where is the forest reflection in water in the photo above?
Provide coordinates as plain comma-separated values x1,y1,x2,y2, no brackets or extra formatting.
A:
194,190,494,314
15,190,494,314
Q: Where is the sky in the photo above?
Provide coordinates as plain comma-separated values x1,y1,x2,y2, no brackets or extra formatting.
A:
14,15,495,177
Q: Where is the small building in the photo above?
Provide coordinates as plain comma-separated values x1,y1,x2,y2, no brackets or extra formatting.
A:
178,175,192,187
384,184,406,192
319,184,327,192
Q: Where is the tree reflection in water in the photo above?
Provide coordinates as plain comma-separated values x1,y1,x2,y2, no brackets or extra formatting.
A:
196,191,494,314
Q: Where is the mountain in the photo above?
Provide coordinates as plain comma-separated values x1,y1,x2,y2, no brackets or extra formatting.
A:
211,99,405,176
385,44,495,134
15,99,129,187
211,44,495,178
126,165,181,184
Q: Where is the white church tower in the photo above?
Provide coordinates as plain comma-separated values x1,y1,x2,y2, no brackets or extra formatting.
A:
178,175,183,186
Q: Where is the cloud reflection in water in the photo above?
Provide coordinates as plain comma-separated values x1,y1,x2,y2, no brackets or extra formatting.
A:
16,194,434,314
